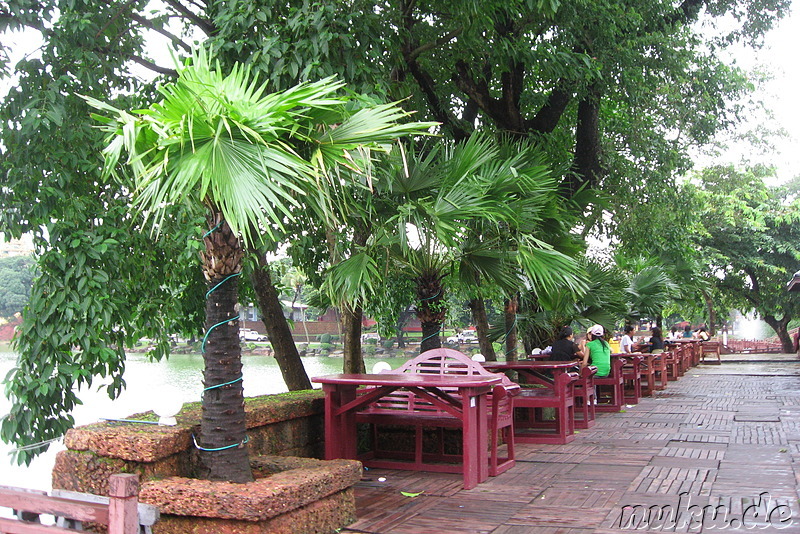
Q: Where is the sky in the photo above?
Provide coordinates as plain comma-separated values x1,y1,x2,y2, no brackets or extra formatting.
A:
1,5,799,181
698,6,800,183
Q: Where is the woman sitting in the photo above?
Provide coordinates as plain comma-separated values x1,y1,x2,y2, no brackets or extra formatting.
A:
649,327,665,354
694,326,710,341
550,326,585,364
582,324,611,377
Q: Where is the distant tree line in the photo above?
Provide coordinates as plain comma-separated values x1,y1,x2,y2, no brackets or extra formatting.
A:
0,255,34,318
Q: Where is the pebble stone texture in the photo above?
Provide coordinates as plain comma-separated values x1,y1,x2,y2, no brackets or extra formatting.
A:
344,352,800,533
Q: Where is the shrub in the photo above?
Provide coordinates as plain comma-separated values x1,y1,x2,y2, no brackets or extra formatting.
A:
382,339,395,349
319,333,332,344
363,344,377,355
365,337,378,345
320,342,334,351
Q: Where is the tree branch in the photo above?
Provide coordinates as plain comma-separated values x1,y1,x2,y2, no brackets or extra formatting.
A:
743,266,761,296
407,26,462,60
162,0,215,36
462,97,479,126
404,53,469,141
454,60,526,137
400,1,470,141
128,55,178,77
130,13,191,52
525,85,571,133
94,0,138,38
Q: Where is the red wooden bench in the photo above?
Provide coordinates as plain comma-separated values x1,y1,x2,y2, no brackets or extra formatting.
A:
513,371,579,444
636,353,663,395
700,340,722,364
356,348,519,477
595,357,626,412
620,354,644,404
570,365,597,429
663,349,681,381
0,474,154,534
673,343,692,373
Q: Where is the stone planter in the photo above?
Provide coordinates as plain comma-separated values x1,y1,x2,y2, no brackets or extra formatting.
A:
52,390,361,534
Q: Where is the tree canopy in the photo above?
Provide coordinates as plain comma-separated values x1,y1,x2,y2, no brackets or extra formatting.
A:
688,166,800,350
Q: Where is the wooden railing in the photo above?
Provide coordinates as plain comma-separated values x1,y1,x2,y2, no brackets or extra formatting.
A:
0,474,155,534
725,339,783,353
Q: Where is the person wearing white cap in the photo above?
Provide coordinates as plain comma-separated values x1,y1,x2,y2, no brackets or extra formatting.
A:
581,324,611,377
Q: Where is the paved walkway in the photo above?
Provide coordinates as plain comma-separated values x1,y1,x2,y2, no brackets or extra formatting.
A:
344,353,800,533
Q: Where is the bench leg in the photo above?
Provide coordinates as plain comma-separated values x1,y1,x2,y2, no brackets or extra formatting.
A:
573,387,596,429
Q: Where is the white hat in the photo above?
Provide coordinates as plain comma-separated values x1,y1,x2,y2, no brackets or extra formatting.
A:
588,324,604,337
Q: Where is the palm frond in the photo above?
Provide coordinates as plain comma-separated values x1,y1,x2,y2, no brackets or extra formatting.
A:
323,252,381,307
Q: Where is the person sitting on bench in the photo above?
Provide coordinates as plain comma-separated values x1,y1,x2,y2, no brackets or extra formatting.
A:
582,324,610,377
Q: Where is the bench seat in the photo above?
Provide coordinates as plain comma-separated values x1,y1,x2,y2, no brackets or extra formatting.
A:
512,371,578,444
595,357,626,413
356,348,519,477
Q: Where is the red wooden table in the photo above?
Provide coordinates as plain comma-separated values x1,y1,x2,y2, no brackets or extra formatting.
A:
524,352,552,360
670,338,701,367
481,361,578,444
481,361,577,386
311,373,500,490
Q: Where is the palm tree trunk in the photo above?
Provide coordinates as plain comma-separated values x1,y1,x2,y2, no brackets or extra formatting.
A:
469,298,497,361
250,254,312,391
198,216,252,483
420,320,442,353
342,304,366,373
417,272,445,353
290,284,311,343
504,295,519,362
339,227,369,370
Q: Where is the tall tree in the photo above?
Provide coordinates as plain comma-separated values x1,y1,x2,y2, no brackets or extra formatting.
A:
691,166,800,352
325,134,583,354
85,51,428,482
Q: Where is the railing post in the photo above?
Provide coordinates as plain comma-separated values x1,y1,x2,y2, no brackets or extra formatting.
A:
108,474,140,534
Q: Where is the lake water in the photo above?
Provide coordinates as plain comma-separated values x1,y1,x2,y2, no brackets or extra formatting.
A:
0,350,390,491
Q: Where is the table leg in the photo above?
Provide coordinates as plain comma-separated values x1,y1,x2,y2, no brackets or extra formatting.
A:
322,384,358,460
460,387,489,489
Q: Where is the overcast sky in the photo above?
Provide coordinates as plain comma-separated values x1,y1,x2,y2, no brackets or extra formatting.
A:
707,6,800,183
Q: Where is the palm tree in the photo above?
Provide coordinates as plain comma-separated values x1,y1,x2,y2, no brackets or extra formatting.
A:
86,49,432,482
616,255,678,328
519,259,628,349
325,134,584,355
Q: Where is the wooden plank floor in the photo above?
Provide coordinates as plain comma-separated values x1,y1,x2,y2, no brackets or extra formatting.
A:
343,353,800,533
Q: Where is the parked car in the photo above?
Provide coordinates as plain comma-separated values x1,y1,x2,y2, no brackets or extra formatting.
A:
458,331,478,343
446,331,478,344
240,329,268,342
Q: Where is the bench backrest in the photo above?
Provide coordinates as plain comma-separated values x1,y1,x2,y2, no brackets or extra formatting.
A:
395,348,519,391
368,348,518,415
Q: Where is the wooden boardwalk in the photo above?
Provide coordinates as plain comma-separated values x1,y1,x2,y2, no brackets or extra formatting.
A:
344,353,800,533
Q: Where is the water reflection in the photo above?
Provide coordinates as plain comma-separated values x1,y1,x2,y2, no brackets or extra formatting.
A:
0,351,391,490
